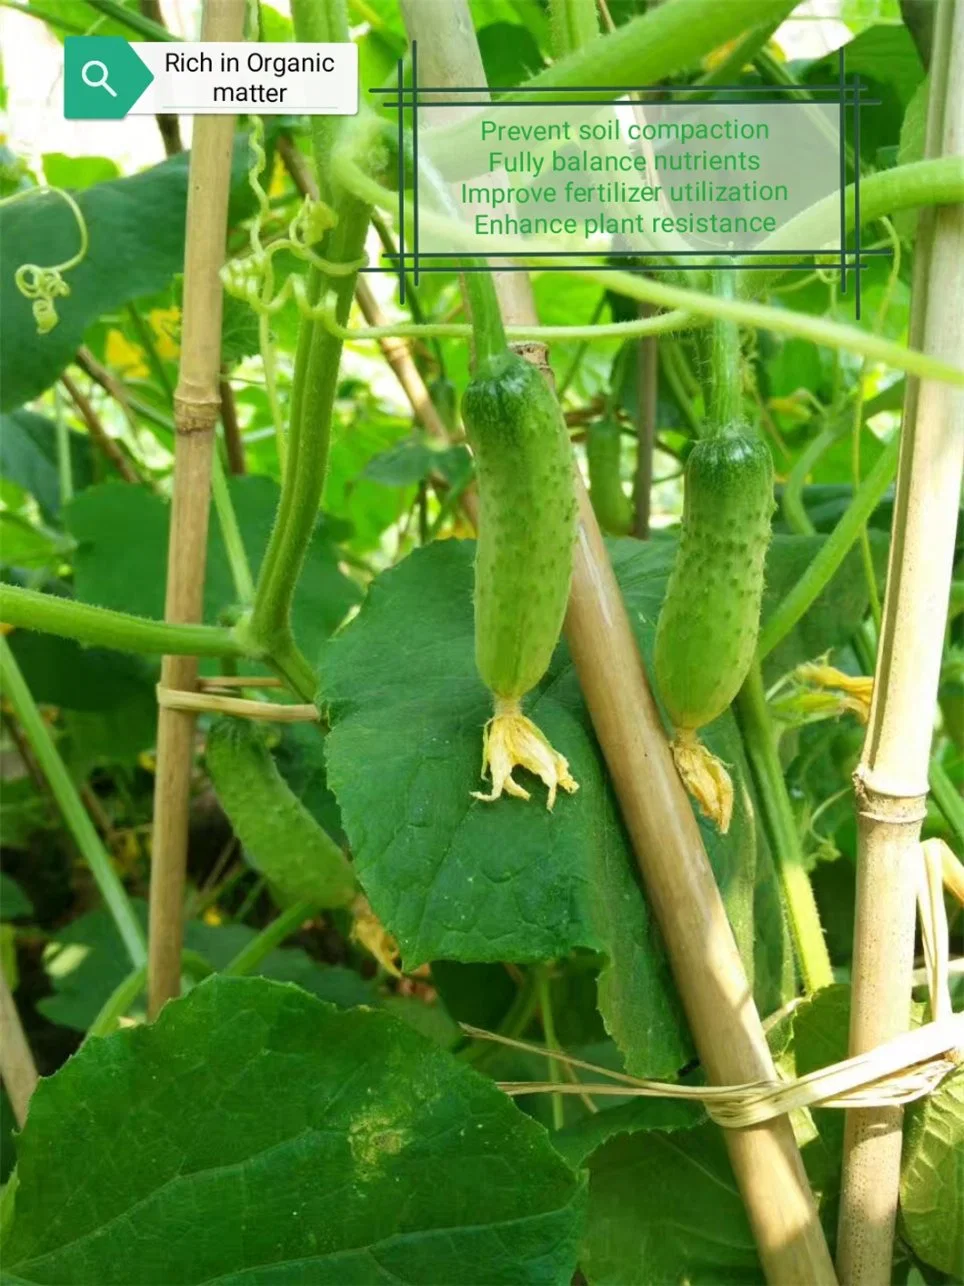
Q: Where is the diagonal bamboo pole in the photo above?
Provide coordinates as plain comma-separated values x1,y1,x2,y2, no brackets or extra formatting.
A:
400,4,835,1282
0,966,38,1128
147,0,246,1018
837,1,964,1281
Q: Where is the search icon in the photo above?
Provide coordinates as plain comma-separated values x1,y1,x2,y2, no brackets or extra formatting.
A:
81,60,117,97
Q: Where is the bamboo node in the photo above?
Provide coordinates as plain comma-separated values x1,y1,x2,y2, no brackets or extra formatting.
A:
173,395,222,435
852,768,928,824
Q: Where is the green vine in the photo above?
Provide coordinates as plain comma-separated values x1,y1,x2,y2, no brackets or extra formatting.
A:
3,185,89,334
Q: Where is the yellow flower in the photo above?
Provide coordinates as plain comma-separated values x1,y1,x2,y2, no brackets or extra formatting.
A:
795,662,874,724
268,152,288,200
105,328,149,379
147,305,181,361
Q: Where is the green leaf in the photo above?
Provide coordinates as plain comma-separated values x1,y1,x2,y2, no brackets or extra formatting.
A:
760,532,888,681
273,721,345,842
477,21,545,86
363,437,472,488
805,26,923,164
895,76,929,240
38,901,374,1032
41,154,119,190
579,1119,761,1284
6,975,585,1284
0,514,70,571
65,475,360,668
0,140,253,410
789,984,851,1223
320,538,781,1078
0,409,94,522
0,873,33,921
901,1070,964,1278
4,630,154,713
556,1097,702,1170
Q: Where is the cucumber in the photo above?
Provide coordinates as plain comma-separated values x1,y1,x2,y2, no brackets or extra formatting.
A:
206,717,356,908
586,418,632,536
654,429,774,830
461,349,579,808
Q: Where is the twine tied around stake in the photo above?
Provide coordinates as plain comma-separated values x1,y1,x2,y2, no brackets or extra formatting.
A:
468,838,963,1129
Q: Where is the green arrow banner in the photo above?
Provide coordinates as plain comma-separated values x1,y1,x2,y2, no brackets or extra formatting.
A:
64,37,155,120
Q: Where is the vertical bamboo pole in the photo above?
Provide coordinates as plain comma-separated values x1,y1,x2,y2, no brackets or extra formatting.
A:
148,0,246,1018
400,5,835,1282
837,2,964,1281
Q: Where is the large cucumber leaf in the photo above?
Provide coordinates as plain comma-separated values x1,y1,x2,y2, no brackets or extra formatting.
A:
901,1070,964,1278
4,976,585,1285
578,1117,761,1285
0,409,94,522
0,140,253,411
320,537,785,1078
38,901,373,1033
320,531,882,1078
64,475,360,670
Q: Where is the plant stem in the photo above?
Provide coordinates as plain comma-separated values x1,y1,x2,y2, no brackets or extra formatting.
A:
219,374,245,474
929,759,964,847
0,584,247,658
52,384,73,507
0,0,87,34
148,0,246,1020
210,454,255,605
318,303,690,345
278,136,454,451
758,431,899,660
223,900,317,976
536,967,565,1130
334,145,964,385
0,964,38,1127
633,308,658,539
61,371,139,483
548,0,598,58
736,665,833,993
838,0,964,1278
127,303,174,402
753,157,964,289
707,270,742,432
84,0,173,39
660,340,703,436
782,423,839,536
86,965,148,1039
402,5,836,1282
247,0,369,700
0,637,146,967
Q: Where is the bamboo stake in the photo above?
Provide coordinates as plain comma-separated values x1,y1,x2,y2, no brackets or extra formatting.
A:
400,5,835,1282
147,0,245,1019
837,1,964,1281
0,966,38,1127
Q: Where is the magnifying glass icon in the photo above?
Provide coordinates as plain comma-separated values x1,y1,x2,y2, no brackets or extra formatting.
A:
81,60,117,97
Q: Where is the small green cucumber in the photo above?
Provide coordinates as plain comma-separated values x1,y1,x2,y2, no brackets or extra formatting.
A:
586,418,631,536
206,717,356,909
462,350,577,703
654,430,774,731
